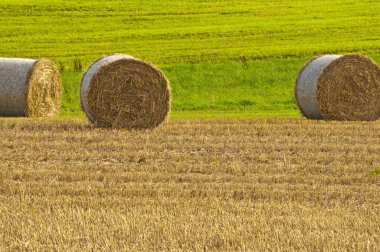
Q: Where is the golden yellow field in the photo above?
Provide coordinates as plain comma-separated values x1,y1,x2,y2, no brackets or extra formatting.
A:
0,118,379,251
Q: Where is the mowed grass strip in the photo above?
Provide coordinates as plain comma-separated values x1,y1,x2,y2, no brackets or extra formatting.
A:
0,118,379,250
0,0,379,66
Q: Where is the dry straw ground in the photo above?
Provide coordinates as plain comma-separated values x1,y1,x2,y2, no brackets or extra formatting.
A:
0,118,379,251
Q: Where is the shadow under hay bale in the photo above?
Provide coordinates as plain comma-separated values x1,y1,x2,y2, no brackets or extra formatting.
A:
0,58,62,117
81,54,171,129
295,54,380,121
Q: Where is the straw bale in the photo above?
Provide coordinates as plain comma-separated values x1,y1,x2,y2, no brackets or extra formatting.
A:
0,58,62,117
81,54,171,129
295,54,380,121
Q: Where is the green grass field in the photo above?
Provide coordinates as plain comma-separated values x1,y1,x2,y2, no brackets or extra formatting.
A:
1,0,379,116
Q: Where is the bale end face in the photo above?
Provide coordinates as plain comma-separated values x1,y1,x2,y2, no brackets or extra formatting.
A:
26,58,62,117
317,54,380,121
81,54,171,129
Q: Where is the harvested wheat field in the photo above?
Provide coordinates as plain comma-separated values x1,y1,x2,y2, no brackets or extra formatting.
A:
0,118,379,251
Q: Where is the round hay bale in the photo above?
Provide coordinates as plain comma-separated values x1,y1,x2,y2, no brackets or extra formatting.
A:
0,58,62,117
80,54,171,129
295,54,380,121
